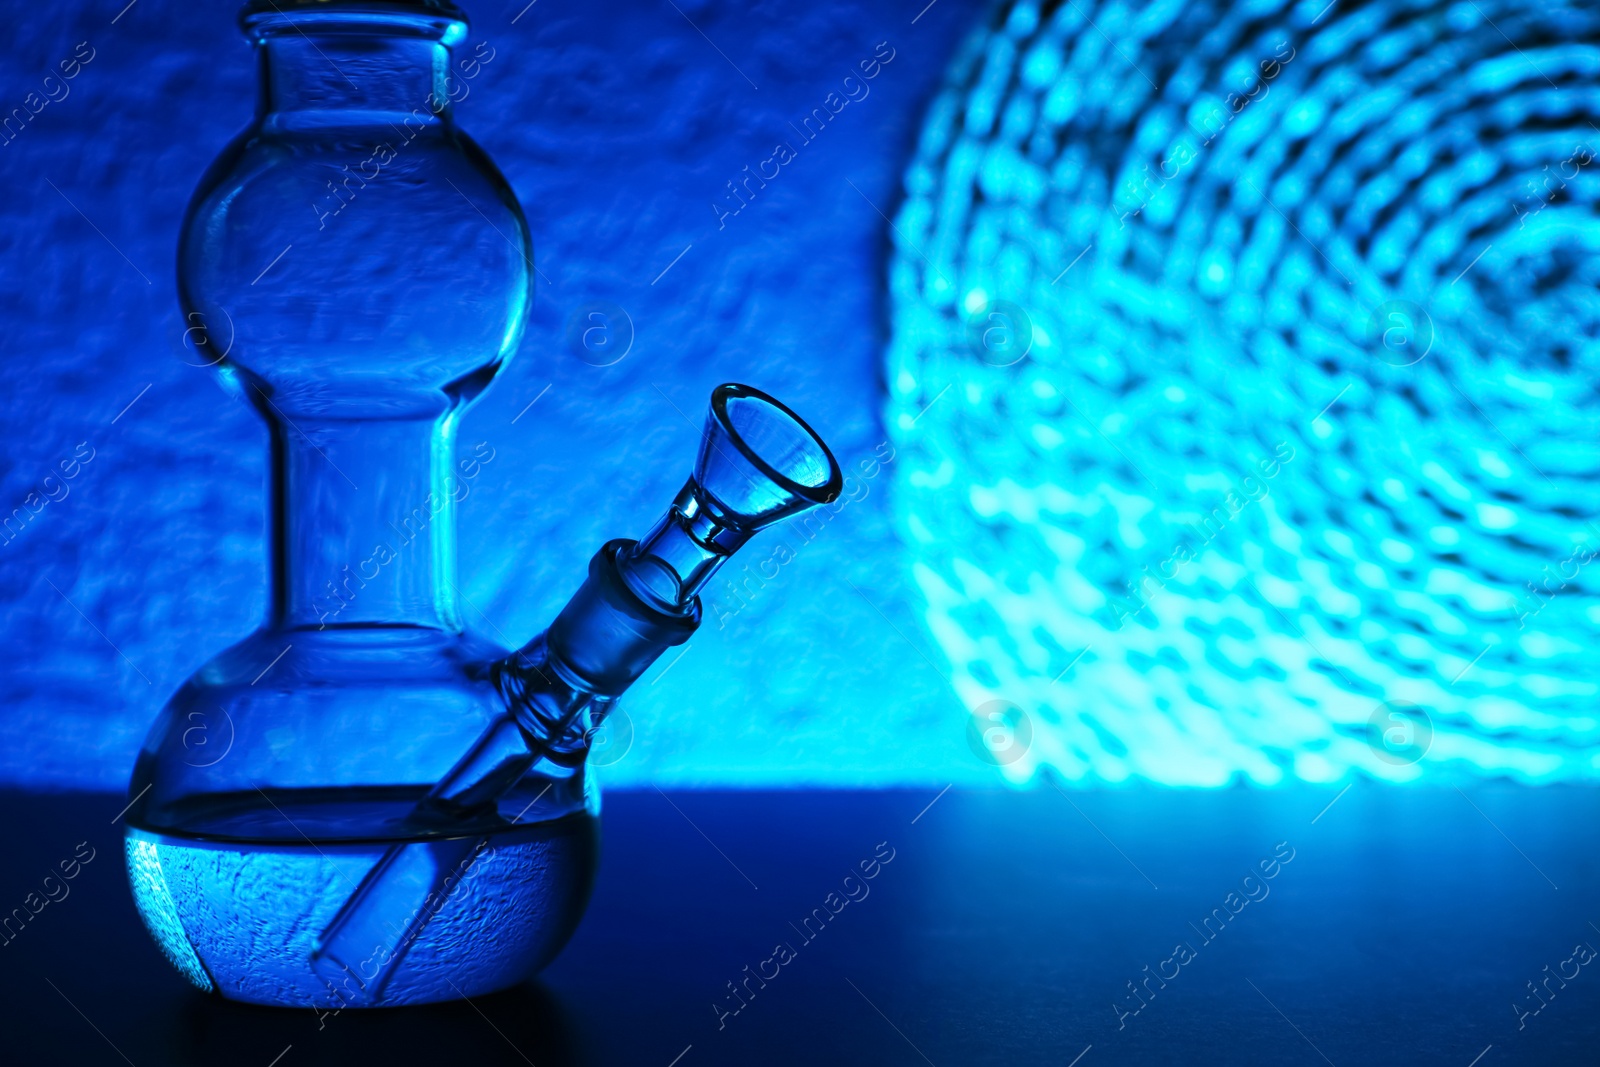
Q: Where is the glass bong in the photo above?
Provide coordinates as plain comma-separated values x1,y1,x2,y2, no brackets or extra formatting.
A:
123,0,843,1008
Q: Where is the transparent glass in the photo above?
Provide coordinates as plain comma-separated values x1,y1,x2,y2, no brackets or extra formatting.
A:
123,0,842,1009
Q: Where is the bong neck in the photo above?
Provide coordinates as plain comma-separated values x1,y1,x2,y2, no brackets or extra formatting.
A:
257,32,453,125
270,414,467,631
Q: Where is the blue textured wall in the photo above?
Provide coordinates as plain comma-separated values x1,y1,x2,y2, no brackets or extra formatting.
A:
0,0,986,789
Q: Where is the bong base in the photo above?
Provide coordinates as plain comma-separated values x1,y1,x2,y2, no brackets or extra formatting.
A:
126,792,597,1008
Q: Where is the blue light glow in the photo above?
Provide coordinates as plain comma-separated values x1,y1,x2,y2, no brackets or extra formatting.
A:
888,0,1600,785
125,836,213,993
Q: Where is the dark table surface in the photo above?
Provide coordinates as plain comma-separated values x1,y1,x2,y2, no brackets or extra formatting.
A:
2,784,1597,1066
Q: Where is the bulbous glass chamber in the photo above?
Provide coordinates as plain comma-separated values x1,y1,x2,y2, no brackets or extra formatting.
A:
123,0,594,1007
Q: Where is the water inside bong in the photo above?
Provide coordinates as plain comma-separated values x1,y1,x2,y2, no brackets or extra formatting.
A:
125,789,597,1007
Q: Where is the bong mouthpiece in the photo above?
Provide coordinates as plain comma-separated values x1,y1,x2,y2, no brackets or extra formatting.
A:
690,383,843,540
623,383,843,608
544,384,841,697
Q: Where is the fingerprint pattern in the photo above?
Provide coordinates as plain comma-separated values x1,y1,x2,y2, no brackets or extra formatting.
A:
886,0,1600,784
